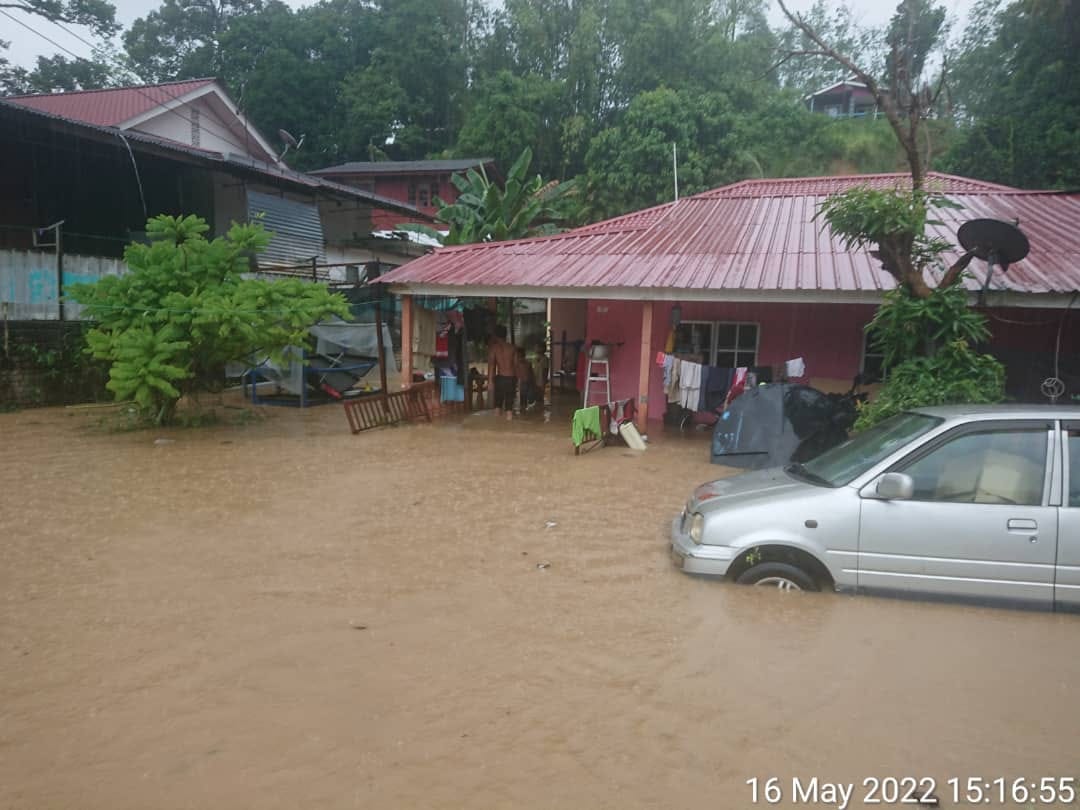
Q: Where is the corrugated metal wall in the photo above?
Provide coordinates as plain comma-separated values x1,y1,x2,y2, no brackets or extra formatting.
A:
247,191,325,267
0,250,127,320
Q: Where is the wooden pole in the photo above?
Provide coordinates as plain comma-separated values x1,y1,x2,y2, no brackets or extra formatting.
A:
400,293,413,389
544,298,553,421
636,301,653,431
374,295,390,418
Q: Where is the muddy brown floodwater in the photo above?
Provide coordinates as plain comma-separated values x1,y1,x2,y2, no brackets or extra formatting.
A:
1,403,1079,810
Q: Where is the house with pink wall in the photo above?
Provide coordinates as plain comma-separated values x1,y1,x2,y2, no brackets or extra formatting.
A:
379,173,1080,429
309,159,498,231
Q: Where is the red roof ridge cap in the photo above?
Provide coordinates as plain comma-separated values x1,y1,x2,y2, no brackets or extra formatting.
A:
7,77,217,101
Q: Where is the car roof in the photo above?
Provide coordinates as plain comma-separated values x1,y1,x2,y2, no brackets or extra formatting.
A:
910,404,1080,420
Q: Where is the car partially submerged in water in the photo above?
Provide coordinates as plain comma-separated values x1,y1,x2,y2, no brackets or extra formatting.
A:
671,405,1080,610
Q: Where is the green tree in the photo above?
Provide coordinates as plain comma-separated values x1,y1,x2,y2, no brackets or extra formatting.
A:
584,88,734,218
403,147,577,244
453,71,563,179
942,0,1080,188
0,42,28,94
124,0,264,82
216,0,379,169
17,53,114,92
0,0,117,93
1,0,118,37
69,214,350,425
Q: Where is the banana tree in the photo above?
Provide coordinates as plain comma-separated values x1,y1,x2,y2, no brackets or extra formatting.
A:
398,147,577,245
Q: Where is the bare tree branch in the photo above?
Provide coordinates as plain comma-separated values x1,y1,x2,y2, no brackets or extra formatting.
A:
940,250,976,288
766,49,835,75
776,0,926,188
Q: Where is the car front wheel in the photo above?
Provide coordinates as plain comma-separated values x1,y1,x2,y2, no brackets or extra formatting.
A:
735,562,818,592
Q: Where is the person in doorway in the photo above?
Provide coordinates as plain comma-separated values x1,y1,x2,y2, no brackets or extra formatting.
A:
487,324,518,420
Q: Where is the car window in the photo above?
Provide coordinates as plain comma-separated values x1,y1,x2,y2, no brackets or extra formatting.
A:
801,412,942,486
898,428,1048,506
1069,429,1080,508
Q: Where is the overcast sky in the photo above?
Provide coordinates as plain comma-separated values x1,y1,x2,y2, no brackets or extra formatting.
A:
2,0,976,75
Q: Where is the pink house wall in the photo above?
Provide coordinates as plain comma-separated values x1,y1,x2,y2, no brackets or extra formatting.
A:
576,299,876,419
577,300,647,404
572,298,1077,422
643,302,877,420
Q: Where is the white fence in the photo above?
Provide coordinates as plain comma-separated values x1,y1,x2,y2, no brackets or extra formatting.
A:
0,250,127,320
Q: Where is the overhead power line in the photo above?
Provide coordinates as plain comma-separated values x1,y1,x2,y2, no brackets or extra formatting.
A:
2,5,271,160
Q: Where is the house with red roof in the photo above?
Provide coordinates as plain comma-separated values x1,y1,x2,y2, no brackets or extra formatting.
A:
379,172,1080,425
8,78,280,164
0,81,435,321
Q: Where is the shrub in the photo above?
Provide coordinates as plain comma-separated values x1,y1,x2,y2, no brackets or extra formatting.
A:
69,214,350,425
855,340,1005,430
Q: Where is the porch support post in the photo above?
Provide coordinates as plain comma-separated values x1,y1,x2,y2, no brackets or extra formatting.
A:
636,300,653,431
400,292,413,389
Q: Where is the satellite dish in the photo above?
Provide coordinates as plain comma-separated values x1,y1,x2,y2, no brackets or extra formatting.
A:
957,218,1030,266
956,218,1030,304
276,128,306,161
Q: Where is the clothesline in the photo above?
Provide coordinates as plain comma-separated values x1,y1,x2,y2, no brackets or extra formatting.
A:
655,353,808,413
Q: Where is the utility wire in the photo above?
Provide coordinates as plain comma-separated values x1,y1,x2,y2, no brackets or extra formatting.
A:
3,6,272,161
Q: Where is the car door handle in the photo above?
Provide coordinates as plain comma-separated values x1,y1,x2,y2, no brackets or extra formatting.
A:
1007,518,1038,532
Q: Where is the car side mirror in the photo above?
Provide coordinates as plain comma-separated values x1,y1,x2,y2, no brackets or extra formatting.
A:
875,472,914,500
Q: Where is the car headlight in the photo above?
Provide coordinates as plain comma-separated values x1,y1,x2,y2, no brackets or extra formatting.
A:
689,512,704,544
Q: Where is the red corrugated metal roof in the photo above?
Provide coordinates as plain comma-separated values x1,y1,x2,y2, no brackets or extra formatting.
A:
7,79,216,127
380,173,1080,297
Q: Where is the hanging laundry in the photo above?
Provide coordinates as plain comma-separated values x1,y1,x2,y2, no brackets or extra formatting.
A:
785,357,806,378
725,367,748,407
572,406,602,447
662,354,675,390
679,361,702,410
667,357,682,404
702,366,734,412
412,307,438,362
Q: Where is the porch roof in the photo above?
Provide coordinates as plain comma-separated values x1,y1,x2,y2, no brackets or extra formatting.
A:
380,173,1080,307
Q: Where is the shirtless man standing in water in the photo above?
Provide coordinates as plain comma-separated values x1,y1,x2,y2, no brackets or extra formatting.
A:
487,325,518,420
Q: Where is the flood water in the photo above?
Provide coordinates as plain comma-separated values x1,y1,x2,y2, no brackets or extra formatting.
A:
1,403,1078,809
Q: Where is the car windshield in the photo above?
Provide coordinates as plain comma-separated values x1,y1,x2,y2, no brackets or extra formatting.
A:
797,411,943,487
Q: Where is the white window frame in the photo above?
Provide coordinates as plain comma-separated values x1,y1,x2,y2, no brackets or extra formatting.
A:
674,320,759,367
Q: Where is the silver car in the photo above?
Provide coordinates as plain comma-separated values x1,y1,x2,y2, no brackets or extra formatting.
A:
671,405,1080,610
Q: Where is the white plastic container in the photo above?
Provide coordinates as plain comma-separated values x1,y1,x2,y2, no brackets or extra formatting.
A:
618,421,647,450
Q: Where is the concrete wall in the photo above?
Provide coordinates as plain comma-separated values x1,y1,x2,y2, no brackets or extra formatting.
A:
0,250,127,320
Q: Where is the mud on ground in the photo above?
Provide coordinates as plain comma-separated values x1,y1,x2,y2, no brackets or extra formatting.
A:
1,404,1078,809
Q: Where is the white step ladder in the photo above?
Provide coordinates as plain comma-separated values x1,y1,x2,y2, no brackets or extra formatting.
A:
583,356,611,407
